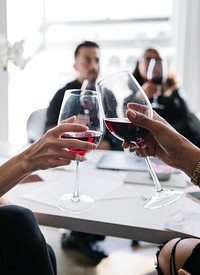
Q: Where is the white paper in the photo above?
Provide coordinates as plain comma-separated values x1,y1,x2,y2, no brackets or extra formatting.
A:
164,210,200,237
22,170,138,208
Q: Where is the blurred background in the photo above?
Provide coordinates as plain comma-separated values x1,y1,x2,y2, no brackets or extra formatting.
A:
0,0,200,143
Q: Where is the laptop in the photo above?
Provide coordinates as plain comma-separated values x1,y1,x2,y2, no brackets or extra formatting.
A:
96,153,147,171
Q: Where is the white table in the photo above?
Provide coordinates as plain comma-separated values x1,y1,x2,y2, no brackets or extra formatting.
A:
1,142,200,244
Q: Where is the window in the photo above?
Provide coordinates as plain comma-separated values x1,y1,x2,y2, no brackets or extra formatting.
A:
7,0,173,143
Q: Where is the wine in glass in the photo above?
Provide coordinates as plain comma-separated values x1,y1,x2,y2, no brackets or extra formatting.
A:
97,71,182,209
147,58,167,109
58,89,103,213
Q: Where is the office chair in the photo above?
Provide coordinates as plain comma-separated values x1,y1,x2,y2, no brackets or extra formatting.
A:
27,108,47,143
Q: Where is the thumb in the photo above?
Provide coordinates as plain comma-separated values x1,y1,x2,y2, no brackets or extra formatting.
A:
126,109,158,134
178,269,191,275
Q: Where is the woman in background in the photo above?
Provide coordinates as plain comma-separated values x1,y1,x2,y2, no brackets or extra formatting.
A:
133,47,200,147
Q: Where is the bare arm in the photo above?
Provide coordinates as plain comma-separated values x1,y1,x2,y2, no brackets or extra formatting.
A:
0,119,96,197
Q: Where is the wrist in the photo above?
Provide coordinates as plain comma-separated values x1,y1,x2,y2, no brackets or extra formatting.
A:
179,141,200,179
0,154,31,196
19,149,35,173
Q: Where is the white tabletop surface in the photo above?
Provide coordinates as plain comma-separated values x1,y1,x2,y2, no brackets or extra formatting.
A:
1,141,200,244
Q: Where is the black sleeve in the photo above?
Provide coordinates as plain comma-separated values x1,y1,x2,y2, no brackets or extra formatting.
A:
44,80,82,133
157,89,200,148
44,88,66,133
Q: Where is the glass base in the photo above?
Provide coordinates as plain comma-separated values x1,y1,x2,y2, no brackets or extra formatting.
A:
58,193,94,214
144,189,183,209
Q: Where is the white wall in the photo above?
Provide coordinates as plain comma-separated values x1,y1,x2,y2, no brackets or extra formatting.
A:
0,0,8,141
172,0,200,113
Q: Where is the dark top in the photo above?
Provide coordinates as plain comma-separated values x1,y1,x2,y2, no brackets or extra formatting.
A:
45,79,80,131
45,79,122,150
156,236,200,275
155,89,200,148
133,65,200,148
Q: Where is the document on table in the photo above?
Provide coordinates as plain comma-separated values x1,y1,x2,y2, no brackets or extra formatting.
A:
124,171,188,188
164,210,200,238
22,170,140,208
96,153,147,171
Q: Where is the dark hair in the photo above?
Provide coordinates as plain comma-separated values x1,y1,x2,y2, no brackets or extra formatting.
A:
133,47,178,95
133,48,161,86
74,41,99,58
132,61,145,86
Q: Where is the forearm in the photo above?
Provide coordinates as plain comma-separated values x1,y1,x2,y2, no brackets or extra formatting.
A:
0,153,31,197
179,141,200,180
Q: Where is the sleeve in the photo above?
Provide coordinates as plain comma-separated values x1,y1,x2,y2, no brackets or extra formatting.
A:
44,88,65,133
158,89,200,147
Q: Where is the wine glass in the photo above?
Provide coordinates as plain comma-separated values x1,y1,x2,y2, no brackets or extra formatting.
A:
97,71,183,209
58,89,103,213
146,58,167,109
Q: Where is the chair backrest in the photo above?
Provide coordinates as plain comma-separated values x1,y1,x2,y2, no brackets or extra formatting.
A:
27,108,47,143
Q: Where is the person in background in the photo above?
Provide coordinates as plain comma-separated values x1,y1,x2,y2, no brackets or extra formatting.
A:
45,40,121,262
124,103,200,275
0,119,96,275
132,47,200,148
45,40,121,152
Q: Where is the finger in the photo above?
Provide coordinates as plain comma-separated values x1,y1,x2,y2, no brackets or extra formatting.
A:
127,102,151,117
122,141,130,148
122,141,143,157
178,269,191,275
36,158,72,170
126,109,164,135
60,154,87,162
42,156,86,169
51,159,72,167
58,139,97,151
50,123,88,137
58,150,87,161
41,141,96,160
40,153,87,169
139,146,150,157
133,149,142,157
127,103,165,123
61,116,76,124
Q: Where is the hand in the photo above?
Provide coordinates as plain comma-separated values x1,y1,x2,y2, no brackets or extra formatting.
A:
178,269,191,275
142,82,160,99
0,197,10,205
76,114,90,125
20,117,97,173
123,103,200,178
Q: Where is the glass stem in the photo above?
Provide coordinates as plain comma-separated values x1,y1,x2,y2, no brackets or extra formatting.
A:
145,157,163,192
72,161,80,202
152,95,158,104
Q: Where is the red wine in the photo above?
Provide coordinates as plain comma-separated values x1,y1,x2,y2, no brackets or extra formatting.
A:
105,118,148,146
61,130,102,155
